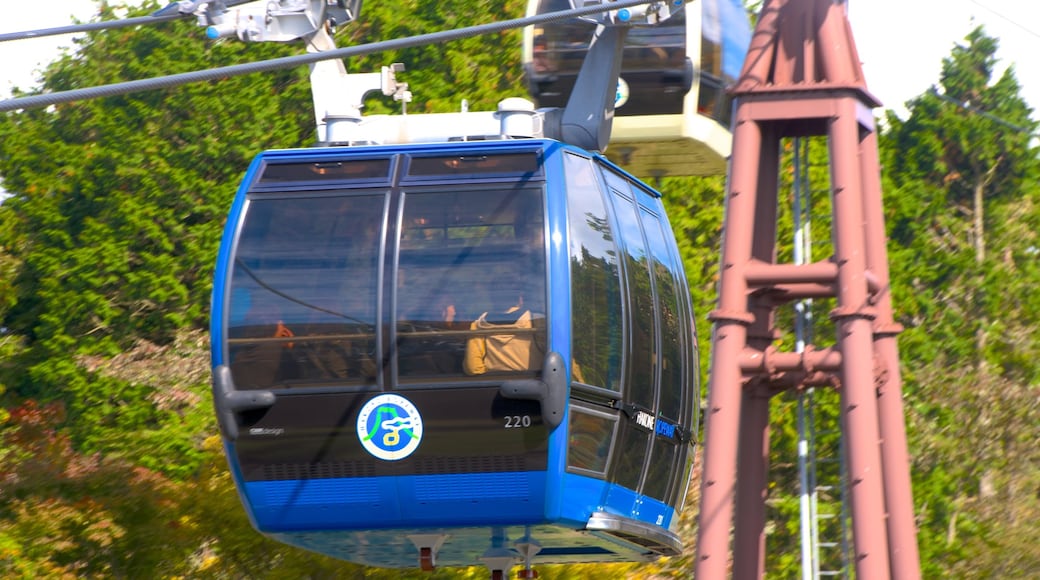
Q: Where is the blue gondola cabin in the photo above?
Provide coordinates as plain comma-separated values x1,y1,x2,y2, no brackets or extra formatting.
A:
210,139,700,569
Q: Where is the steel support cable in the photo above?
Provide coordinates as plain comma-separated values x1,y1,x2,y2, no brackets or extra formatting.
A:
0,15,181,42
928,88,1038,136
0,0,654,113
0,0,256,43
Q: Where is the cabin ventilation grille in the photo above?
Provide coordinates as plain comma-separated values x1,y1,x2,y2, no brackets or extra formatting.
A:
252,454,537,481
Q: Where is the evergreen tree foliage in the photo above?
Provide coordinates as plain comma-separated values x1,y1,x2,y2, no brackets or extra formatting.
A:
660,174,727,368
0,1,314,478
340,0,528,114
881,26,1040,577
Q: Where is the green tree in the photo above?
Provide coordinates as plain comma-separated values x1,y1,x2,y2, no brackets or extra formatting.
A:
0,0,324,574
881,26,1040,577
0,400,195,577
885,26,1040,364
0,1,314,478
342,0,527,114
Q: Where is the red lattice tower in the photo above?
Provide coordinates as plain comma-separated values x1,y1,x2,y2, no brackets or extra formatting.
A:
694,1,920,578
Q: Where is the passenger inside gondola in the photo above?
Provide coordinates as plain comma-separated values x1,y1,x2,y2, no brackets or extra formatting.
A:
396,267,466,377
227,195,383,388
463,287,545,376
229,296,297,388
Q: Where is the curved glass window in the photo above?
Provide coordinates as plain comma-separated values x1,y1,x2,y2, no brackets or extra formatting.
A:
644,436,677,502
642,209,684,420
225,165,549,391
530,0,687,75
565,153,624,392
612,419,650,491
527,0,750,123
226,193,385,390
396,185,547,382
606,181,657,410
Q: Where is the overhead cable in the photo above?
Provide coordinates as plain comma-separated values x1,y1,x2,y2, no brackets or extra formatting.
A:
0,0,255,43
928,88,1038,136
967,0,1040,40
0,0,654,113
0,15,180,42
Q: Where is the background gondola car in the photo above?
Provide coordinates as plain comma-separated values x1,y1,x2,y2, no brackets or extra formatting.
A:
522,0,752,177
210,138,700,569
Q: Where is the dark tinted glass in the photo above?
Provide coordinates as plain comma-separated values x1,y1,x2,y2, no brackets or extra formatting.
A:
565,153,624,392
643,438,677,502
699,0,752,126
407,153,539,177
226,193,385,389
396,185,547,382
607,180,657,409
258,159,391,183
642,208,684,420
611,422,649,491
567,406,617,474
530,0,687,75
528,0,689,116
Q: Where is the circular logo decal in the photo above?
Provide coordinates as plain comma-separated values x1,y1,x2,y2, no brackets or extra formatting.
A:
356,394,424,461
615,77,630,109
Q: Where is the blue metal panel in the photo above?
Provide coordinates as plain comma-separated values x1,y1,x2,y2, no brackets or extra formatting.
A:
603,478,641,519
634,493,678,530
246,476,395,531
246,478,390,531
397,472,547,526
557,471,612,525
245,471,548,531
542,141,573,522
599,481,679,529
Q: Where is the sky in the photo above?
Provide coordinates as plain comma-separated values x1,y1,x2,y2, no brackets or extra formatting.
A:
1,0,1040,119
848,1,1040,119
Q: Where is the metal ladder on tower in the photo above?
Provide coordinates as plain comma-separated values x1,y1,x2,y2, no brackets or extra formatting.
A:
793,136,851,579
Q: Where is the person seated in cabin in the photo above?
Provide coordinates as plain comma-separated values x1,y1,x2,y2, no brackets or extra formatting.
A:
288,299,356,382
307,278,384,382
229,297,297,389
230,285,367,386
463,289,545,376
397,269,461,329
396,272,464,375
439,296,457,327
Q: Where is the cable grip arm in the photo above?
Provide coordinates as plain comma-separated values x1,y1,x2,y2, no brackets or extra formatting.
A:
181,0,360,42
